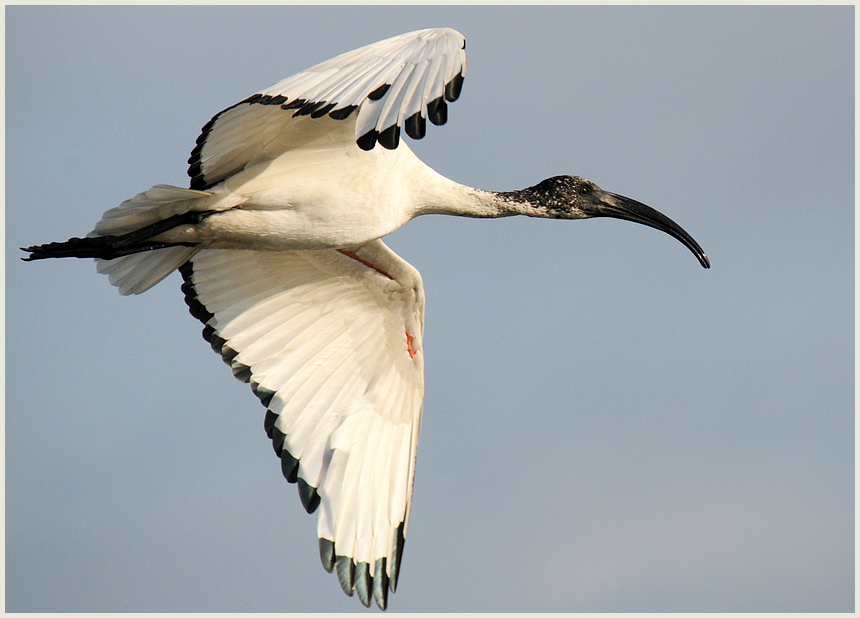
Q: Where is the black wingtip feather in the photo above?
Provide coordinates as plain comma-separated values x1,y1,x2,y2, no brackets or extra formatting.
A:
367,83,390,101
281,98,306,111
329,105,357,120
336,556,355,596
319,538,336,573
179,263,216,326
390,523,405,593
271,426,286,456
377,124,400,150
310,102,336,119
405,112,426,140
195,119,217,144
293,100,328,118
357,130,378,151
187,163,204,186
188,143,203,162
373,558,389,610
200,323,215,342
445,72,464,102
263,94,288,106
254,384,276,409
427,96,447,126
355,561,372,607
207,330,227,355
281,450,299,483
231,360,252,383
297,478,320,513
263,409,278,438
189,176,207,191
220,343,238,365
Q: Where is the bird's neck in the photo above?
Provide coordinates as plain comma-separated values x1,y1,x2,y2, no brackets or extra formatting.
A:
411,169,536,220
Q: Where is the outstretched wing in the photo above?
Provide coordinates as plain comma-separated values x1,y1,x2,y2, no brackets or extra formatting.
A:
179,240,425,610
188,27,467,190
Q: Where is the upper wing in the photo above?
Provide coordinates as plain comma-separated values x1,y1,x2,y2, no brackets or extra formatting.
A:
179,240,425,610
188,27,467,190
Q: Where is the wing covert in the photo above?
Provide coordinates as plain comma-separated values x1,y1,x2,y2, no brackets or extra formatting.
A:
188,28,466,190
179,241,425,610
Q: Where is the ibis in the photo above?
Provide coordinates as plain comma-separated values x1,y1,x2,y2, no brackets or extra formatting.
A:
22,27,709,610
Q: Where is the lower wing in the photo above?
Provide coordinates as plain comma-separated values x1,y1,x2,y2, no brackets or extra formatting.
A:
179,240,425,610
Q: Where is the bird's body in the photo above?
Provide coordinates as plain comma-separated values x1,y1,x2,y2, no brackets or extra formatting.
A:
151,132,485,252
23,27,709,610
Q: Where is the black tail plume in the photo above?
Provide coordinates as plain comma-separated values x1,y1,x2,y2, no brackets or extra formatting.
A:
21,210,216,261
21,237,194,261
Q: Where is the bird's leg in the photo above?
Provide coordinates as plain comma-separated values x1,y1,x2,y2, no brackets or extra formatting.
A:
21,210,216,261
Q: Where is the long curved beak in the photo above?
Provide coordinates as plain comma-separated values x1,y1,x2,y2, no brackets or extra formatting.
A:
588,192,710,269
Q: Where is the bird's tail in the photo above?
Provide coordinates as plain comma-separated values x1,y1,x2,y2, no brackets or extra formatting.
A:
22,184,216,295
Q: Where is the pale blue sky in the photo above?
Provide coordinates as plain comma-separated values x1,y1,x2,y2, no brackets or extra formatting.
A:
6,5,853,612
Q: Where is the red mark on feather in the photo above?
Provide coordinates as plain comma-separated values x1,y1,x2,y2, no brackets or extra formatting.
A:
338,249,395,280
406,331,417,358
338,249,415,358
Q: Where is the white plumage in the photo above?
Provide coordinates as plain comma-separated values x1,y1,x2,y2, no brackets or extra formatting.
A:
23,26,709,611
182,244,423,607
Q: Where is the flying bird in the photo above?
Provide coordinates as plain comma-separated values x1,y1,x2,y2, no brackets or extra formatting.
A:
22,28,709,610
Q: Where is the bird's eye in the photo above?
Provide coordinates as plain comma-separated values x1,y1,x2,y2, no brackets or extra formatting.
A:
578,185,591,196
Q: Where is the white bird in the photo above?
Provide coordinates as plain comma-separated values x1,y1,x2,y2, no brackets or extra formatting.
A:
23,28,709,610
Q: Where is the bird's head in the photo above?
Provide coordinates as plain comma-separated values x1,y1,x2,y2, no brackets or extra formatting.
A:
501,175,710,269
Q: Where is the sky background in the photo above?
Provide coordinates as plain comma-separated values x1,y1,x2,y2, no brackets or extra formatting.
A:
6,5,853,613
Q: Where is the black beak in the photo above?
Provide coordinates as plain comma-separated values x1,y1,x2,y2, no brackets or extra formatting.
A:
588,192,710,269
